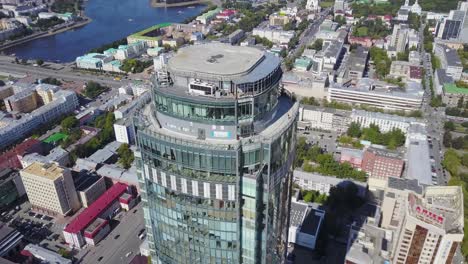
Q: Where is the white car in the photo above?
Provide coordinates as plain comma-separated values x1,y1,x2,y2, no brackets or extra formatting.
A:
125,252,133,258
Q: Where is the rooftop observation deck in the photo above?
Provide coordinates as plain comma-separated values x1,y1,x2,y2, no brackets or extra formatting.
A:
135,95,298,150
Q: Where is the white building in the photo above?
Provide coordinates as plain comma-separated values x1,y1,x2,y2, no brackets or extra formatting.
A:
306,0,320,12
23,244,71,264
252,26,295,45
328,78,424,111
293,170,367,197
114,118,135,144
350,109,422,133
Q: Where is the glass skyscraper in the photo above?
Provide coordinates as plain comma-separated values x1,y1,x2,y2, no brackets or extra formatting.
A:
134,43,298,264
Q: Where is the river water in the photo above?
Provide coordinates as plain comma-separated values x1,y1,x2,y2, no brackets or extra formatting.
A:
5,0,206,62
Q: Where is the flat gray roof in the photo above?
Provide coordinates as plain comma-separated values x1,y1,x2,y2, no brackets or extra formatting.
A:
168,43,265,76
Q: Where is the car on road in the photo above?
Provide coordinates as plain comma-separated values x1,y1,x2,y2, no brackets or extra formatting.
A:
125,252,133,257
98,256,103,261
114,234,120,239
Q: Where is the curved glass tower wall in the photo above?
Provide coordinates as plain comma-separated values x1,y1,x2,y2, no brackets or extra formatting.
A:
134,43,298,264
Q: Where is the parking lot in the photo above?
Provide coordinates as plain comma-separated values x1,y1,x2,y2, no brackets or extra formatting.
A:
297,130,339,154
1,201,71,254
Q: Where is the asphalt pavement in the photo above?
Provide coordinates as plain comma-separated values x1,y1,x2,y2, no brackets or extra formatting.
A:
75,203,145,264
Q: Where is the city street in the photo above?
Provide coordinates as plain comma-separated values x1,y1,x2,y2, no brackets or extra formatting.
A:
75,202,145,264
419,25,448,186
0,55,126,87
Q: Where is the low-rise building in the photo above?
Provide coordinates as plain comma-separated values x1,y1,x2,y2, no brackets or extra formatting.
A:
252,26,294,46
63,182,130,248
328,78,424,111
22,244,71,264
434,44,463,80
298,105,351,132
76,53,114,70
0,222,24,258
74,173,106,208
405,123,432,186
0,169,26,209
269,13,290,26
433,68,454,95
293,170,367,197
340,148,364,168
350,109,421,133
442,82,468,107
362,147,405,189
195,7,222,24
4,89,38,113
389,61,423,82
114,118,135,144
288,201,325,250
20,162,80,216
282,71,329,100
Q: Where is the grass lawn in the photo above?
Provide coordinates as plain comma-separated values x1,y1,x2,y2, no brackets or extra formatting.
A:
43,132,68,144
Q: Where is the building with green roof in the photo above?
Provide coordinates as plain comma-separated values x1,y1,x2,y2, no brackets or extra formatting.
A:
127,23,172,47
294,57,312,72
196,7,222,24
443,83,468,107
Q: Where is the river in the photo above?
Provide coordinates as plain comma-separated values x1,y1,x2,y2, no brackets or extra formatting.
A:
5,0,206,62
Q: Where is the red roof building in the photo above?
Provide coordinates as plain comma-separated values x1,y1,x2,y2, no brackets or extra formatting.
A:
63,183,128,248
0,139,43,170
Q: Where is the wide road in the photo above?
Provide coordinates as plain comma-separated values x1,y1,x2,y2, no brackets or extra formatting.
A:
76,203,145,264
0,57,125,87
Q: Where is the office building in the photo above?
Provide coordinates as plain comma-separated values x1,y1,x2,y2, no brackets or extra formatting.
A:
20,162,80,216
382,185,464,264
269,13,290,26
282,71,329,100
389,61,423,82
135,43,297,264
76,53,114,70
434,69,454,95
328,79,424,111
362,147,404,189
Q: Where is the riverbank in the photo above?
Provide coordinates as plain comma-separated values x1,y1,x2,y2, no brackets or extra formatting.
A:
151,0,212,7
0,17,92,52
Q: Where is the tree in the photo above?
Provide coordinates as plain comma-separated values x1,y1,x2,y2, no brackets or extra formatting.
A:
21,58,27,64
335,15,346,27
283,21,294,31
443,131,453,148
117,143,135,169
60,116,79,133
36,59,44,66
308,39,323,51
347,122,362,138
444,121,456,131
83,81,109,99
458,97,465,108
462,153,468,167
443,149,461,176
452,136,465,149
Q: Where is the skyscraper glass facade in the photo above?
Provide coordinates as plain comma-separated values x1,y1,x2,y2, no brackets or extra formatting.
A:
134,44,298,264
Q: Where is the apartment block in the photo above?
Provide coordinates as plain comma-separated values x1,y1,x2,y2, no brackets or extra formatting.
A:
20,162,80,216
